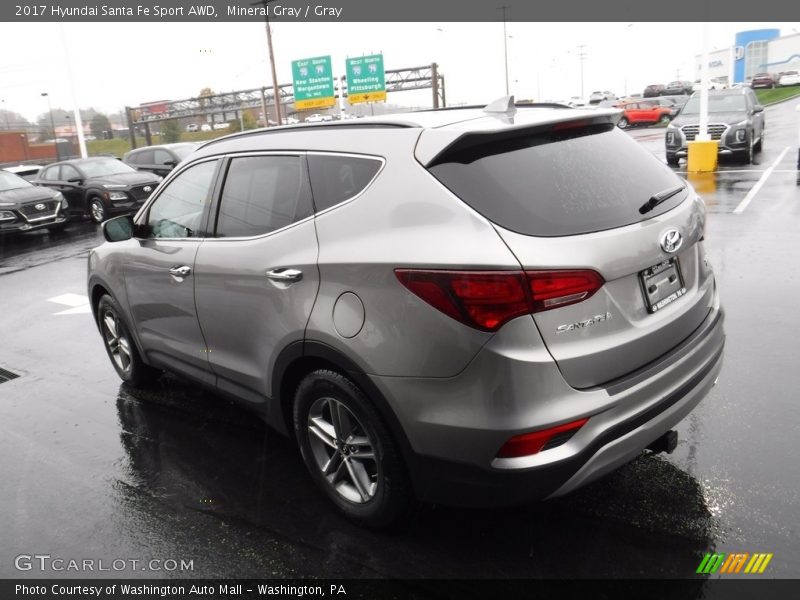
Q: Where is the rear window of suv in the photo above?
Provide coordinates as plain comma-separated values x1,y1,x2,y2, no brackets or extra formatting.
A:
427,123,687,237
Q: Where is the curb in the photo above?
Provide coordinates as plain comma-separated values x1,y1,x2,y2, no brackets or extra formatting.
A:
762,91,800,107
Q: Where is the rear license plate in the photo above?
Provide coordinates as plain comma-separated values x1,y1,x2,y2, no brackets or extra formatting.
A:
639,257,686,313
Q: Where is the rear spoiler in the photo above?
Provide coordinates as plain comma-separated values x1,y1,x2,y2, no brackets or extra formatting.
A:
416,110,621,167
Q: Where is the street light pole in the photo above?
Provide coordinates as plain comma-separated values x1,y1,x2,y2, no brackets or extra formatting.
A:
498,5,511,95
576,45,587,100
253,0,283,126
41,92,57,158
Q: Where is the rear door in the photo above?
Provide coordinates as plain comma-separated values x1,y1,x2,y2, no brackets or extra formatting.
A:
426,122,715,388
192,153,319,404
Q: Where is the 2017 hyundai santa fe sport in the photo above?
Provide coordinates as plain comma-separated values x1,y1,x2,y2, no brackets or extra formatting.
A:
88,98,725,527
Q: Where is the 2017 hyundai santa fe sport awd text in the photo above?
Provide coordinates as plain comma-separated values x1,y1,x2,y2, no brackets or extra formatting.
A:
88,99,725,527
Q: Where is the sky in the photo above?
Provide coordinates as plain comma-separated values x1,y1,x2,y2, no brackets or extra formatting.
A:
2,21,799,123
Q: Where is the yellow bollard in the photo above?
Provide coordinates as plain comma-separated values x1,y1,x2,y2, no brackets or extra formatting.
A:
687,140,719,173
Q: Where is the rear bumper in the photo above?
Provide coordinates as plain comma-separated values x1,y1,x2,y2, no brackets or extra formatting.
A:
371,297,725,507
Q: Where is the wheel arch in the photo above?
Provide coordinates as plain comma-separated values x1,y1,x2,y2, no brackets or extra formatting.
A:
271,340,419,476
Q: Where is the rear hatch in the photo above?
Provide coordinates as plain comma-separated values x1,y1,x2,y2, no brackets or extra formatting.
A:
424,118,714,389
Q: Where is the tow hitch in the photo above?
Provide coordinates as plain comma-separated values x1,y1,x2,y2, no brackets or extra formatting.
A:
647,430,678,455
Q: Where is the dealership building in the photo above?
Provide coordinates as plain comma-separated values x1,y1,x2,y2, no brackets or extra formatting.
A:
696,29,800,83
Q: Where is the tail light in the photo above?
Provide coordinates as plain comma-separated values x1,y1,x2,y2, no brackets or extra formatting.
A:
395,269,604,332
496,417,589,458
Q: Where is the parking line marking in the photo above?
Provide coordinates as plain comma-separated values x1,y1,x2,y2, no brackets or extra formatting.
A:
733,147,791,214
48,293,91,315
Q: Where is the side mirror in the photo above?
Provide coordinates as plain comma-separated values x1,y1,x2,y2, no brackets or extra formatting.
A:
67,177,84,185
102,215,134,242
753,105,764,113
164,160,177,167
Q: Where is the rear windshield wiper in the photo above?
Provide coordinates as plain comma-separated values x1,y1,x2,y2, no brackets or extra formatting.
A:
639,184,685,215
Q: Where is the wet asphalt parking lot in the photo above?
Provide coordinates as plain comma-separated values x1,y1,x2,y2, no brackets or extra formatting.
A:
1,100,799,583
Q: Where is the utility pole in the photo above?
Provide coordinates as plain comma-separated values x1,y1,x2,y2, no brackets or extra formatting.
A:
576,45,587,100
254,0,283,125
498,5,511,95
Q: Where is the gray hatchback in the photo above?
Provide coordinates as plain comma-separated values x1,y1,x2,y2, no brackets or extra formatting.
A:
88,98,725,527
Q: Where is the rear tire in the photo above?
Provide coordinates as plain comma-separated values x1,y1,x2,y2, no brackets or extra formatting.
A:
658,114,671,125
293,369,413,528
617,117,629,129
97,294,159,386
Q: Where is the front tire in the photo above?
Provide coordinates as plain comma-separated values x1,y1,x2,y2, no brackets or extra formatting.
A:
293,369,412,528
89,197,107,224
666,153,680,167
97,294,159,386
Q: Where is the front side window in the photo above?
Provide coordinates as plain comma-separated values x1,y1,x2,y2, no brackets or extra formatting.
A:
40,166,60,181
154,150,173,166
215,155,313,238
61,165,80,181
147,159,218,238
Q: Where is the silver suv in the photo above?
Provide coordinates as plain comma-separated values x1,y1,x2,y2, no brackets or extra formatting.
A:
88,99,725,527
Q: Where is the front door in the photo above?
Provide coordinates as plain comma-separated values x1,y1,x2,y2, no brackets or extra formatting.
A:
123,158,220,384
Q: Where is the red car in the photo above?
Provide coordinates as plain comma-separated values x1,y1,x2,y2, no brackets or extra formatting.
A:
616,101,673,129
750,72,777,89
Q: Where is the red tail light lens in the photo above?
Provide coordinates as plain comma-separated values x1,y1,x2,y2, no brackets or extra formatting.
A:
395,270,529,331
395,269,604,332
496,417,589,458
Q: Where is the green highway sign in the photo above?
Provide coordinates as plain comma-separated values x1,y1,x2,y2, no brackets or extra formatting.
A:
291,55,335,110
345,54,386,104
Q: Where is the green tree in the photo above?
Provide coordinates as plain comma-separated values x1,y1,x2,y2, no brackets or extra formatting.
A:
227,110,257,133
161,119,181,143
90,113,112,138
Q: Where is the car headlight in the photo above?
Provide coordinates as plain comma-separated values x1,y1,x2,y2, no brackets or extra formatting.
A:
103,184,126,190
733,129,746,142
0,210,16,222
666,131,675,144
54,192,68,209
108,192,128,201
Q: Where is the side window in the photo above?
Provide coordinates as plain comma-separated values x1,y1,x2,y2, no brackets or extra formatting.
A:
307,154,382,213
215,155,313,238
41,166,61,181
61,165,80,181
125,152,140,165
154,149,173,166
147,160,218,239
137,150,154,164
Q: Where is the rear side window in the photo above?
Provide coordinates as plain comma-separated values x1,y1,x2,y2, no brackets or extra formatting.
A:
307,154,382,212
427,124,688,237
215,155,313,238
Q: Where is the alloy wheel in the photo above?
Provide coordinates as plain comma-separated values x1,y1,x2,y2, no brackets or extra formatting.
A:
102,309,132,374
307,396,378,504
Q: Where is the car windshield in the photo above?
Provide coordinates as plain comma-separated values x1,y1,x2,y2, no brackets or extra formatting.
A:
681,95,747,114
78,159,136,178
0,170,32,192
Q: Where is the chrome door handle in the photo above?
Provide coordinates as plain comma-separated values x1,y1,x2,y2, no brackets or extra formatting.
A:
169,265,192,281
265,268,303,282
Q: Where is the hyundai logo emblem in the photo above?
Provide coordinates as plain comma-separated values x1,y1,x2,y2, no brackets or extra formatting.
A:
35,203,46,211
143,186,152,193
660,228,683,254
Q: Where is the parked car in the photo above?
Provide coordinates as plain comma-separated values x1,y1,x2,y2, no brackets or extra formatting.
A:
616,101,673,128
200,123,212,132
662,95,691,113
588,91,616,104
123,143,201,177
643,84,666,98
651,97,681,118
692,77,730,92
665,87,765,165
88,99,725,527
305,113,334,123
750,73,777,89
213,123,230,131
665,80,693,95
0,169,68,234
2,164,43,181
33,157,161,224
778,70,800,87
186,123,199,133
